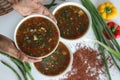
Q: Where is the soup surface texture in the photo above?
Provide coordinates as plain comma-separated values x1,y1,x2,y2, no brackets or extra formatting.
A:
16,17,59,57
34,42,70,76
54,5,89,40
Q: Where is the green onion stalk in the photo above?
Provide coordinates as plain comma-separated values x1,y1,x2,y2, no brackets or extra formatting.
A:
44,0,57,9
1,61,22,80
0,51,34,80
44,0,66,9
81,0,120,80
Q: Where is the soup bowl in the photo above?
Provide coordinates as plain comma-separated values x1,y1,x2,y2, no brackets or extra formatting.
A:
14,14,60,59
34,41,73,78
53,2,92,41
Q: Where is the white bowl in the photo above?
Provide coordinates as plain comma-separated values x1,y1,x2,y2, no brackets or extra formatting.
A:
34,41,73,79
14,14,60,59
53,2,92,41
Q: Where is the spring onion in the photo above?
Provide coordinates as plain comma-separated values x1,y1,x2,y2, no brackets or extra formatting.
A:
1,61,22,80
81,0,120,80
0,51,34,80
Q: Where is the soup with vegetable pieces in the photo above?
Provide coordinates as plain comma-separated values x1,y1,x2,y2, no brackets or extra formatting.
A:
54,5,89,39
34,42,71,76
16,17,59,57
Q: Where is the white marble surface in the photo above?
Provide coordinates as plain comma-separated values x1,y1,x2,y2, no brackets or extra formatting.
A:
0,0,120,80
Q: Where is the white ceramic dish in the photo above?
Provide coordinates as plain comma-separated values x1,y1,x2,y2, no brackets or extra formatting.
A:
14,14,60,59
53,2,92,41
34,40,73,79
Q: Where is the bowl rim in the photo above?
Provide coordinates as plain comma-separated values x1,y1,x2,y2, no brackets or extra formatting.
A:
52,2,92,41
34,40,73,79
14,14,60,59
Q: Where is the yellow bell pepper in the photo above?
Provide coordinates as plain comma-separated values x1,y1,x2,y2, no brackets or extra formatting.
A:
98,2,118,21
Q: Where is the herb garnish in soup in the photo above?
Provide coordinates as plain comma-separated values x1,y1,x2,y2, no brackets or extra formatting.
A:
16,17,59,57
34,42,70,76
54,5,89,40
